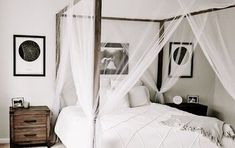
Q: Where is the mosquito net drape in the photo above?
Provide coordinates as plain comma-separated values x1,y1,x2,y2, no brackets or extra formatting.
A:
55,0,97,147
187,12,235,100
54,0,235,147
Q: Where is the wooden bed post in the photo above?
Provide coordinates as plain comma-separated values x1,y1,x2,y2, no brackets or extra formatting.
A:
56,0,102,105
93,0,102,147
157,21,165,91
94,0,102,109
55,14,61,76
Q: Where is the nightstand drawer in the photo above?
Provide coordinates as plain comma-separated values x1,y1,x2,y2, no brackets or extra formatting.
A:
10,106,51,147
14,114,47,128
14,127,47,142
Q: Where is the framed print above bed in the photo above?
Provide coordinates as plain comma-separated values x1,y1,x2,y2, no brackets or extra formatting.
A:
13,35,46,76
100,42,129,75
168,42,193,78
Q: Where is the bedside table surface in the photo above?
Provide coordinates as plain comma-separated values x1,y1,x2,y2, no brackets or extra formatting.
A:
166,103,207,108
166,103,208,116
10,106,50,115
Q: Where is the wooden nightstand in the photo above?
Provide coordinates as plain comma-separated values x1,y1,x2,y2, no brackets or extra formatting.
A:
166,103,208,116
9,106,51,148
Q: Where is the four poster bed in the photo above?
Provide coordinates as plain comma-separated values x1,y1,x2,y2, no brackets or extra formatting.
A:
55,103,235,148
54,0,235,148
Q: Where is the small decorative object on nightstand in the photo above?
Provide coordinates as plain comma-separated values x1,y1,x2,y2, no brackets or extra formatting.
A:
172,96,183,105
187,95,199,103
166,103,208,116
9,106,51,148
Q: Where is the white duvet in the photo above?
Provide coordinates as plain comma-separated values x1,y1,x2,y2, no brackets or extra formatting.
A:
55,103,235,148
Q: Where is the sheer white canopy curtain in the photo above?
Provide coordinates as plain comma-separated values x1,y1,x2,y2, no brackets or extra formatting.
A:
55,0,98,147
54,0,235,147
186,12,235,101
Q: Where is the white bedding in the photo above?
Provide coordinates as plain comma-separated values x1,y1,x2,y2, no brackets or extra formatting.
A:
55,103,235,148
55,106,91,148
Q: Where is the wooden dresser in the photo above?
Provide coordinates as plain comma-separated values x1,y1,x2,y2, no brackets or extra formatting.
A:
9,106,51,148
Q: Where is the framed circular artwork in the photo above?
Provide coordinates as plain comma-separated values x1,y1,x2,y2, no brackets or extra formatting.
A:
13,35,46,76
168,42,194,78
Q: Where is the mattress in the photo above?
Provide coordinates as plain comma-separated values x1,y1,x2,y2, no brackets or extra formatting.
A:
55,103,235,148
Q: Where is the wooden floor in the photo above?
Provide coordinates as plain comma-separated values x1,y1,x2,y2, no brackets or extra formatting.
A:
0,143,64,148
0,144,9,148
0,145,50,148
0,144,48,148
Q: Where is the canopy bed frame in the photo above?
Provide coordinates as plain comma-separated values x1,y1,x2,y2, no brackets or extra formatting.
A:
56,2,235,92
54,1,235,148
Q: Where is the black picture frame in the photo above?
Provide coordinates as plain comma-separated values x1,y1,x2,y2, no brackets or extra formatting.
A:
187,95,199,103
100,42,129,75
13,35,46,76
168,42,193,78
12,97,24,108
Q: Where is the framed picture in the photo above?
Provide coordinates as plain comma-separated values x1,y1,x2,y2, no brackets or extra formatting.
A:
187,95,199,103
100,43,129,75
168,42,193,78
13,35,46,76
12,97,24,108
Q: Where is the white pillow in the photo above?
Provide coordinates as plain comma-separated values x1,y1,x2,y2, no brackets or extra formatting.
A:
110,79,120,89
117,93,129,109
129,86,150,107
110,79,143,89
134,80,143,86
99,87,129,110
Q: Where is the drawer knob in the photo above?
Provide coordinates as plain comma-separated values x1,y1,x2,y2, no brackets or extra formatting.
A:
24,120,37,123
24,134,37,137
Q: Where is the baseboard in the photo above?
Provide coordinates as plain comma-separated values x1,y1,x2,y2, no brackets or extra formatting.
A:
0,138,9,144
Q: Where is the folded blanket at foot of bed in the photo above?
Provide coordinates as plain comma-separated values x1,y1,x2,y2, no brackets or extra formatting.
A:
161,115,235,146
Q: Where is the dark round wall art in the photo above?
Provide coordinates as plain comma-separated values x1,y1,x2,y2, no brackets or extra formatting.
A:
173,46,189,65
168,42,193,78
18,40,41,62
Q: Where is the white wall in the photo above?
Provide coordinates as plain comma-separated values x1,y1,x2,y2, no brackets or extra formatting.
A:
164,46,215,114
164,8,235,126
213,77,235,126
163,19,215,114
101,20,159,98
211,8,235,126
101,20,159,76
0,0,68,140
